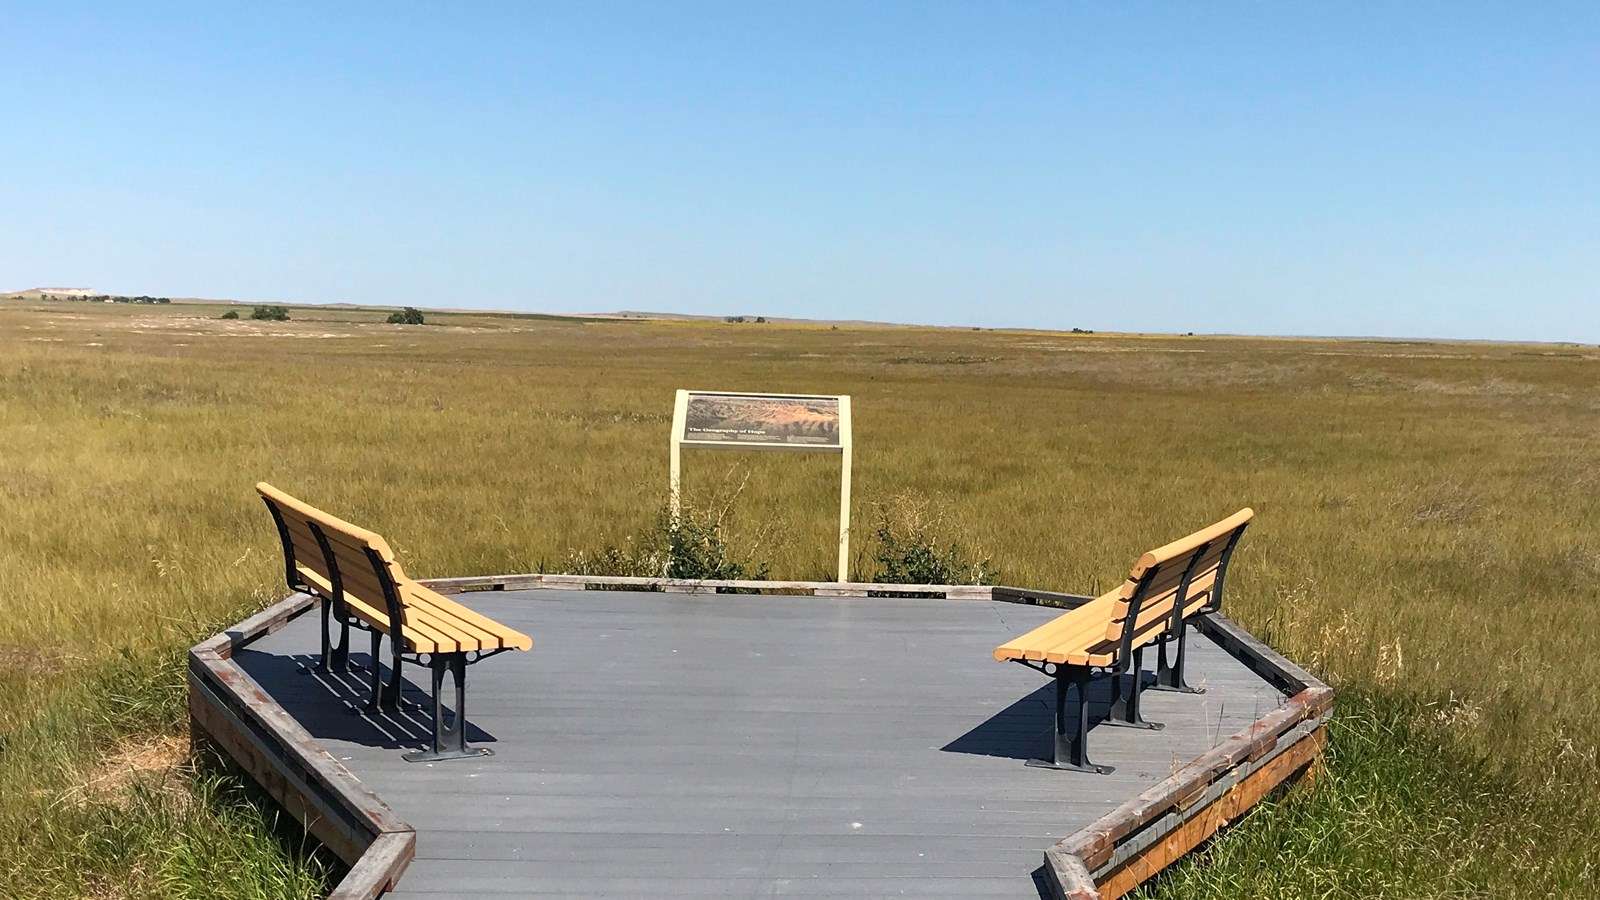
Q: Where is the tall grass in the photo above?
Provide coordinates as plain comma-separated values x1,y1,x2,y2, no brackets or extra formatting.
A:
2,299,1597,895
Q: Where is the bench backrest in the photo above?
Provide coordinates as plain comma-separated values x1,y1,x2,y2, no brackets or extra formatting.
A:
257,482,408,634
1102,508,1252,655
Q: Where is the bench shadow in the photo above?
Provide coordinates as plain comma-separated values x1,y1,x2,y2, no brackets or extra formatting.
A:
941,672,1157,761
233,650,497,752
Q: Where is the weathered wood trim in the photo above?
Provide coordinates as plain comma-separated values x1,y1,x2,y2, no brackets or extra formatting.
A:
189,594,415,899
416,572,1104,610
198,581,1325,900
417,572,1101,608
1038,610,1334,900
989,585,1099,608
417,572,1013,599
1193,612,1323,697
327,831,415,900
1092,724,1327,899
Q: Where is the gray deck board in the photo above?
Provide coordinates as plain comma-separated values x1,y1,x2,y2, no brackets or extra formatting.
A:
234,589,1285,898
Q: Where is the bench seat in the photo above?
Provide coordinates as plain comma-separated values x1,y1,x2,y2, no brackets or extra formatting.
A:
995,590,1122,667
257,482,532,762
295,568,531,654
994,509,1252,774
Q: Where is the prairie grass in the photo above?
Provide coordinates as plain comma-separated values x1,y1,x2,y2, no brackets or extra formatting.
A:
2,299,1597,896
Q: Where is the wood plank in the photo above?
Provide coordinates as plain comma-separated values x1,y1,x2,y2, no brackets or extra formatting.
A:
994,592,1117,662
258,482,397,561
190,652,410,834
1131,509,1252,573
418,572,1003,599
203,593,317,659
1091,725,1326,899
328,831,416,900
404,583,532,651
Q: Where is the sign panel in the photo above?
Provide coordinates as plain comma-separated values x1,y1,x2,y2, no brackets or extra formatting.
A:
670,390,853,581
680,392,843,449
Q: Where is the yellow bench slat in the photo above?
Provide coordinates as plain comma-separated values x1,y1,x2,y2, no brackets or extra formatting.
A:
1132,508,1252,576
995,509,1253,671
994,591,1118,664
298,566,455,653
262,482,531,658
403,582,533,651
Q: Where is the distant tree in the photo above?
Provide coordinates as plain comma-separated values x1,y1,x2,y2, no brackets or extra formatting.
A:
386,306,426,325
251,305,290,321
221,310,239,319
754,316,767,324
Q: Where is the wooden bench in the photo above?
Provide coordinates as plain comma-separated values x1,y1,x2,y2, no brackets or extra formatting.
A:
257,482,532,762
994,509,1252,774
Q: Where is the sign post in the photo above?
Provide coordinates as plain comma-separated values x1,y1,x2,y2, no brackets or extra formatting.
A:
670,390,853,582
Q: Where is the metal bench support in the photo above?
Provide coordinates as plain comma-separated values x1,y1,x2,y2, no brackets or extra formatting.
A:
1104,646,1163,730
1153,623,1200,693
1025,665,1112,775
404,652,493,762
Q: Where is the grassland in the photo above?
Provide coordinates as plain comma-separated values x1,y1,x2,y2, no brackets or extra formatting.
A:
2,298,1597,897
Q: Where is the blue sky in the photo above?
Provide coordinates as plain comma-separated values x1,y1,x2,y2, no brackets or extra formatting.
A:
2,2,1596,341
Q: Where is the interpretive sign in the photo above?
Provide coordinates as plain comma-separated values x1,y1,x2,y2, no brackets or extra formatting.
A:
681,392,843,449
670,390,853,581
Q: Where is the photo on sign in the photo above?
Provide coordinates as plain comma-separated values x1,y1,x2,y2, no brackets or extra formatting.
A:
683,394,841,447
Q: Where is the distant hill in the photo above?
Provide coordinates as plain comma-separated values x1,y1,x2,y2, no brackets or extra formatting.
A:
3,287,99,299
1,290,941,329
601,310,911,328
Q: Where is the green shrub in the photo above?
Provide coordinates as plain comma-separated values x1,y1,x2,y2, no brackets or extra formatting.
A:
220,310,239,320
560,494,769,584
664,504,767,581
386,307,425,325
249,305,289,322
869,492,995,585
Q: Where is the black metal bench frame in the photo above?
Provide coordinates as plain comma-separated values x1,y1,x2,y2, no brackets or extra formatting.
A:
1008,526,1246,774
262,497,512,762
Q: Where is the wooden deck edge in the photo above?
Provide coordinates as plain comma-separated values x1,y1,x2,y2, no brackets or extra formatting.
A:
196,584,1313,899
327,831,416,900
189,594,416,899
416,572,1096,604
1041,613,1333,900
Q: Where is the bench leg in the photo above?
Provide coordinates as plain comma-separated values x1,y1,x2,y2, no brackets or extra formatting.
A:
302,599,356,675
321,599,355,673
366,631,405,714
1026,666,1111,775
405,653,493,762
1105,646,1164,730
329,613,351,673
1152,622,1204,694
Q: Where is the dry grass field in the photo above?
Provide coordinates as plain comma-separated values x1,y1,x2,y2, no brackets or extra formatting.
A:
2,298,1597,897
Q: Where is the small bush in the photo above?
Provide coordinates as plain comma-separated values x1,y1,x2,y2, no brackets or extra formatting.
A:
386,307,425,325
561,477,771,585
869,491,996,585
664,504,767,581
249,305,289,321
219,310,239,320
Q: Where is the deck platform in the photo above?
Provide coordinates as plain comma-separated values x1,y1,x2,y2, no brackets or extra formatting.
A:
194,585,1327,899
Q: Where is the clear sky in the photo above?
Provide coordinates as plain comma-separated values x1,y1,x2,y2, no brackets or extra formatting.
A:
3,3,1596,341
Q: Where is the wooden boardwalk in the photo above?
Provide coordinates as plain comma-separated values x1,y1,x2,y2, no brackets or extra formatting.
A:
230,589,1290,898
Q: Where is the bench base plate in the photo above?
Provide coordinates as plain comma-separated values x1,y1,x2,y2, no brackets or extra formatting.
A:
1100,719,1165,731
403,745,495,764
1027,757,1113,776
